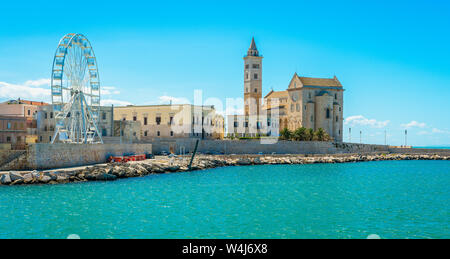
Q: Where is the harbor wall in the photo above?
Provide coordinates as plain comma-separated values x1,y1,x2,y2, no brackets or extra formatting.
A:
147,138,389,155
0,143,152,170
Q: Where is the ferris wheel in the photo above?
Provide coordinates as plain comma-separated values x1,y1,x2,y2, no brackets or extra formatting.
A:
50,33,103,144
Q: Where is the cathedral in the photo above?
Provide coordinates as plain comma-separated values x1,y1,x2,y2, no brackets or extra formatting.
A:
228,38,344,142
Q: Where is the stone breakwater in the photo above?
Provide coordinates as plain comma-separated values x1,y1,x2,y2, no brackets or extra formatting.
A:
0,153,448,186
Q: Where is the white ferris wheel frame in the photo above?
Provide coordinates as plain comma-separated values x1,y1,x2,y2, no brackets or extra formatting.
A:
50,33,103,144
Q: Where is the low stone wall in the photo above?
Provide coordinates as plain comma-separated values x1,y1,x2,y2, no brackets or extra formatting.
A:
0,143,152,171
148,138,390,155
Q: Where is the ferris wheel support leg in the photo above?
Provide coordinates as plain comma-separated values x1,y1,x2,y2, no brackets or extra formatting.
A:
51,128,59,144
81,93,104,144
80,94,87,143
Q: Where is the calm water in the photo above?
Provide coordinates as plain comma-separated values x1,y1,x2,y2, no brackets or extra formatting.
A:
0,160,448,239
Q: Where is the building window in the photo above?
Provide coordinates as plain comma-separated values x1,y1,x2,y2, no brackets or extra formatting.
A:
102,128,107,136
27,110,30,115
339,107,341,111
253,73,258,80
157,131,160,136
246,73,249,80
256,122,261,130
245,122,249,128
144,117,147,125
50,112,53,119
6,136,11,142
144,131,148,137
7,122,11,129
336,116,338,122
326,108,330,119
308,93,311,99
296,104,300,112
133,116,137,121
234,122,238,127
67,112,71,118
252,64,259,69
245,64,249,69
170,131,174,136
102,113,106,120
133,132,136,136
156,116,161,125
169,116,173,125
254,88,257,93
39,136,43,142
311,115,314,122
122,117,126,121
339,130,341,135
335,93,337,100
44,112,47,119
49,136,52,142
44,126,47,131
291,104,294,112
17,136,21,142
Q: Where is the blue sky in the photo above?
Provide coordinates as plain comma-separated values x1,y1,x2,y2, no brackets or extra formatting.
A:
0,0,449,146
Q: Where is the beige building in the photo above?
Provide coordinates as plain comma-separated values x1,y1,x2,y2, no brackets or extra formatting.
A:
113,104,224,140
0,99,44,148
228,38,344,141
36,105,115,143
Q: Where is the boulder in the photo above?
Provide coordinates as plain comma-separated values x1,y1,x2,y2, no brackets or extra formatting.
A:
9,172,24,182
0,174,12,185
166,166,180,172
95,173,117,181
39,175,51,183
23,173,33,183
237,158,252,166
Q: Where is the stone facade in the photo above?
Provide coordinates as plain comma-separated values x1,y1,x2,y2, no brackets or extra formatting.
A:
0,99,43,148
113,104,224,140
36,104,115,143
228,38,344,141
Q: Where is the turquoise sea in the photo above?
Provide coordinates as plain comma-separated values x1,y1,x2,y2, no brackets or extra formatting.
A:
0,160,449,239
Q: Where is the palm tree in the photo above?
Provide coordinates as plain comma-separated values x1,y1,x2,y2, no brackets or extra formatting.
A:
293,127,307,141
306,128,314,141
315,128,325,141
280,128,292,140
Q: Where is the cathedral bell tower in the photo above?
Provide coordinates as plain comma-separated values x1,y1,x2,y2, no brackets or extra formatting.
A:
244,37,263,116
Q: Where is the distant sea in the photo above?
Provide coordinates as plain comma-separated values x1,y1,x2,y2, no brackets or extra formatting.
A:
413,146,450,149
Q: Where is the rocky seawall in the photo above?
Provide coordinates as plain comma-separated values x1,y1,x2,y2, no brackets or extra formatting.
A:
0,153,449,186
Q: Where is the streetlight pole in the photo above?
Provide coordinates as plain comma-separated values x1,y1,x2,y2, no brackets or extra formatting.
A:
360,130,362,144
405,129,407,147
349,128,351,143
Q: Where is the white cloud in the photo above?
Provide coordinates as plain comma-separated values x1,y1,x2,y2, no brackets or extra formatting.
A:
0,80,51,102
344,115,390,128
158,95,190,105
23,78,51,87
101,86,120,95
100,99,133,106
401,120,427,129
431,128,445,134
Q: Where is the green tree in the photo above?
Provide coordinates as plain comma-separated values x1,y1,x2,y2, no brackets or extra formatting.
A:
280,128,292,140
306,128,315,141
315,128,326,141
293,127,307,141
